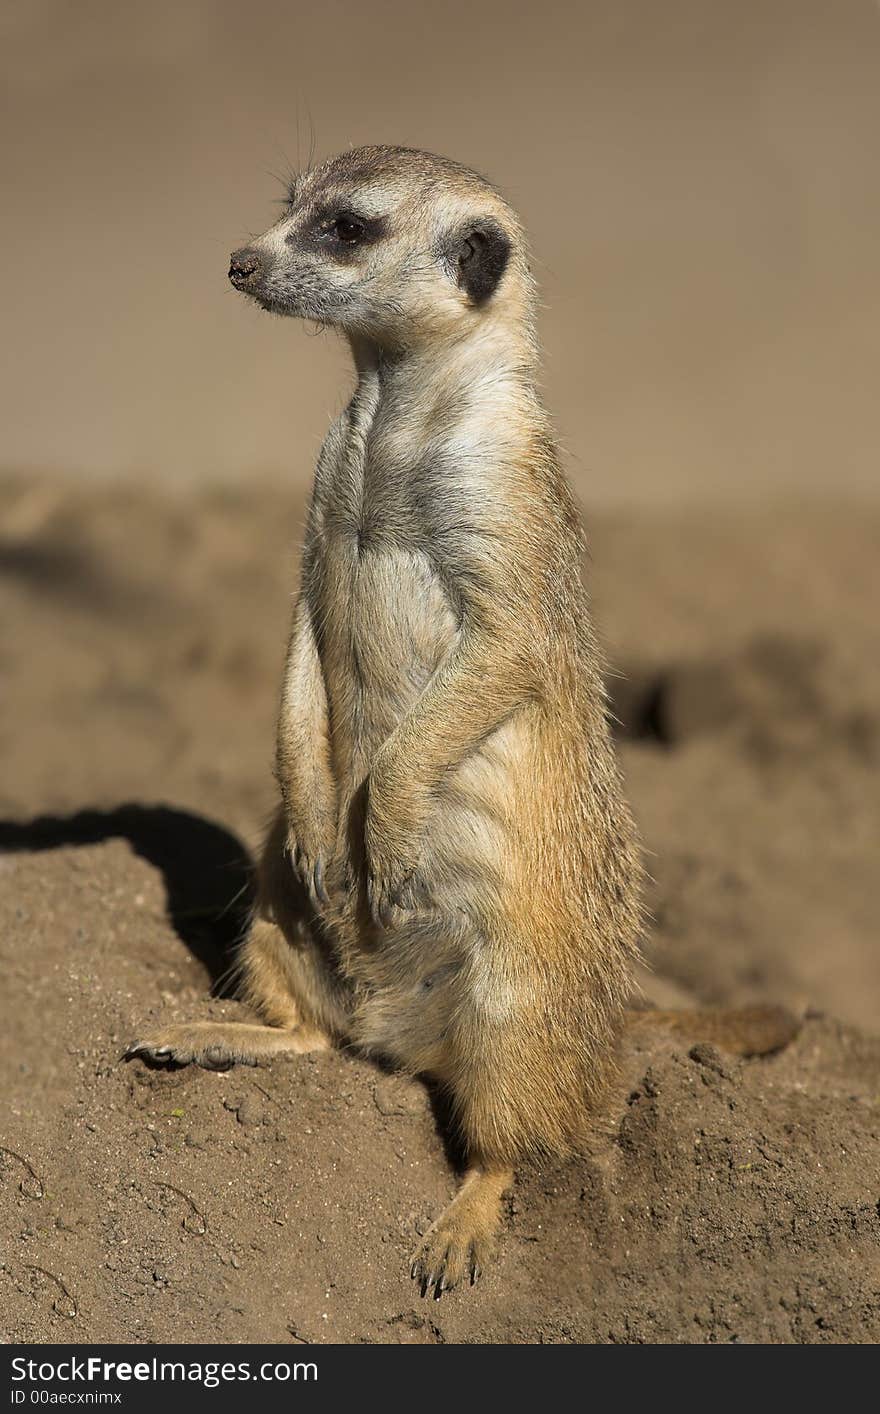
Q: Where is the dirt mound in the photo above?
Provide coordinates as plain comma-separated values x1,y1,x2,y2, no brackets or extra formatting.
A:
1,839,878,1345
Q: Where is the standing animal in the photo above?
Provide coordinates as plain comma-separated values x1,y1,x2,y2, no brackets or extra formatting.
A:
127,146,793,1295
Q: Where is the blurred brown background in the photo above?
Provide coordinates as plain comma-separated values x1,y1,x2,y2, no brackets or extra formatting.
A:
3,0,879,503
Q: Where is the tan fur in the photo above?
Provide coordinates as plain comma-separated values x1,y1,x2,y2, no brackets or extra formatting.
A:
628,1004,801,1057
129,147,645,1293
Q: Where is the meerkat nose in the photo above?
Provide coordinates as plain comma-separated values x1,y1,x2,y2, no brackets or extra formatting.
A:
228,248,262,286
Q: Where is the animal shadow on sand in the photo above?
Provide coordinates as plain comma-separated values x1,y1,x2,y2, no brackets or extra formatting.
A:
0,804,466,1167
0,804,255,992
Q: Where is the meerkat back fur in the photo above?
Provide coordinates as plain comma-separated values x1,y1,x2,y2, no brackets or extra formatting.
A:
129,145,645,1294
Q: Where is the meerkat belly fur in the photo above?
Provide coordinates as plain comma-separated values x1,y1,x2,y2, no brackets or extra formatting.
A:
129,145,643,1293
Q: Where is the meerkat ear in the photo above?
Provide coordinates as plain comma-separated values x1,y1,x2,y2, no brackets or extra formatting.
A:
445,218,512,305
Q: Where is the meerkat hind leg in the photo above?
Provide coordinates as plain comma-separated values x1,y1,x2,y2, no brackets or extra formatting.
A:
124,1020,330,1070
411,1164,513,1297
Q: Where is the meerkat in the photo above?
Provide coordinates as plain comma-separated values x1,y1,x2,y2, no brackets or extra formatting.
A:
127,146,797,1295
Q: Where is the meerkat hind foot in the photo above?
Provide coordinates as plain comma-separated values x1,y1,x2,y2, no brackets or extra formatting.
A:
124,1020,330,1070
411,1165,512,1298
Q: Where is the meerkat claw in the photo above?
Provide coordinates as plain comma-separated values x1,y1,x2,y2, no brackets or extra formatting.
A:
367,869,418,931
312,856,329,905
291,844,330,908
123,1042,176,1065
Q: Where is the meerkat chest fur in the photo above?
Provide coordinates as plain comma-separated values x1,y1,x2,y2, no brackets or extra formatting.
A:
307,354,507,784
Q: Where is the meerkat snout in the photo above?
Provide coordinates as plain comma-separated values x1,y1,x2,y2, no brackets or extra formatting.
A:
229,248,262,289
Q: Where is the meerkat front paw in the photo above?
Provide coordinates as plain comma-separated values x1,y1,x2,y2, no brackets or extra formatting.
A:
366,858,420,929
288,836,331,906
364,770,427,927
363,827,422,929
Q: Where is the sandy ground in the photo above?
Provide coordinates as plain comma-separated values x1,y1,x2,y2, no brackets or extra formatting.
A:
1,475,879,1343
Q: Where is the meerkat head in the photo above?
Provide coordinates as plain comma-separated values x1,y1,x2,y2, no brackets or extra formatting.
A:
229,146,532,349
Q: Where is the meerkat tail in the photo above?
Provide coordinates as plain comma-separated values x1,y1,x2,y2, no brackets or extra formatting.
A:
627,1004,802,1057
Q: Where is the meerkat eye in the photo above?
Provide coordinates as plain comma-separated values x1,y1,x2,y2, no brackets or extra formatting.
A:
331,216,365,244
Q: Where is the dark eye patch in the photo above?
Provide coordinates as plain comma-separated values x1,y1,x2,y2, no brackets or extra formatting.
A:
284,206,388,262
321,209,387,244
284,200,389,262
